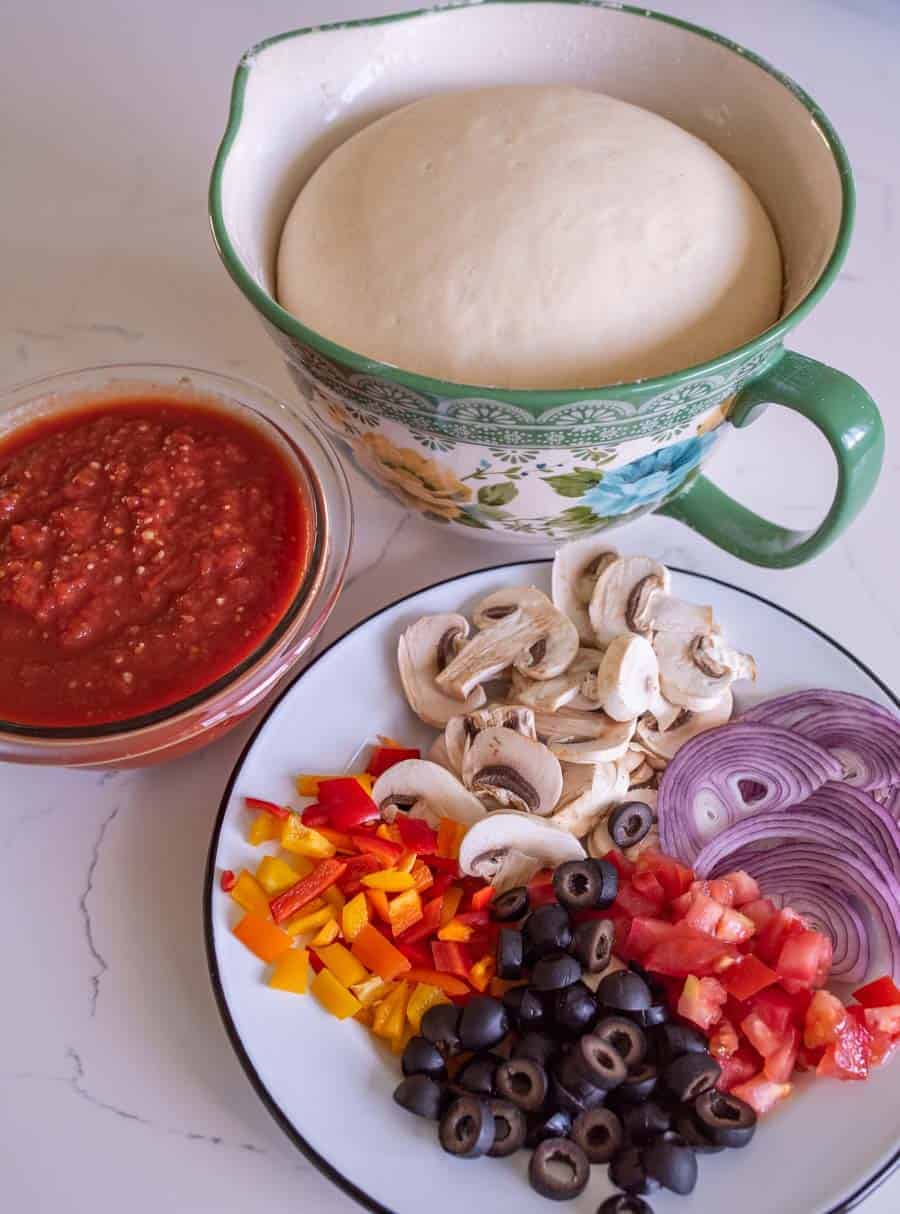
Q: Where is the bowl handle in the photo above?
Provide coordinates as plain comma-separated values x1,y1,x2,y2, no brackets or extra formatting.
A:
657,350,883,568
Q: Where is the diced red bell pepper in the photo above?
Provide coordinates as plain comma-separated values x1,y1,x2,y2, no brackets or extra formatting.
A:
396,940,432,968
852,975,900,1008
817,1015,872,1081
432,940,472,979
308,951,325,975
731,1074,792,1115
631,869,668,909
754,908,806,966
426,855,461,875
634,850,693,900
396,895,444,946
317,778,380,831
740,898,778,929
428,872,456,898
751,987,798,1036
366,746,420,778
764,1027,799,1083
776,928,832,992
244,796,290,820
337,853,382,895
269,858,348,924
301,803,331,827
455,910,490,929
220,869,236,892
469,886,495,913
395,814,438,855
716,1045,759,1092
350,832,403,866
643,925,738,978
720,870,761,906
723,955,779,1002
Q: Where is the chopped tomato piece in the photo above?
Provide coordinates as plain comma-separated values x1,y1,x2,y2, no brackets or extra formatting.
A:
631,869,668,909
869,1031,900,1068
707,877,736,907
395,815,438,855
852,976,900,1008
366,746,420,778
740,898,778,929
741,1011,783,1059
708,1017,739,1059
715,907,756,943
615,880,668,919
643,925,738,978
804,989,848,1048
795,1043,825,1071
764,1027,799,1083
717,1045,759,1092
677,975,727,1030
670,891,695,918
817,1016,871,1081
720,870,761,906
776,928,832,992
751,987,799,1035
863,1005,900,1036
723,955,779,1002
731,1074,792,1116
634,851,693,899
681,893,724,935
754,908,806,967
602,848,635,881
620,916,673,960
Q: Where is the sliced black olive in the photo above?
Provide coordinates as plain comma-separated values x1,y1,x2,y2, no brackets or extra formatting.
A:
572,917,615,973
525,1107,572,1148
393,1074,445,1120
552,980,598,1037
496,927,525,979
617,1063,658,1105
502,984,546,1032
523,904,573,959
571,1106,623,1164
627,961,668,1002
458,995,508,1052
532,950,582,991
652,1021,709,1065
495,1057,548,1112
553,859,618,912
401,1036,447,1080
438,1095,496,1158
529,1137,590,1201
593,1016,648,1070
420,1003,462,1055
512,1030,557,1069
642,1134,698,1195
487,1098,528,1157
673,1109,725,1154
662,1052,721,1103
597,1196,654,1214
565,1032,627,1090
691,1088,757,1148
608,801,654,848
621,1099,671,1144
491,885,530,922
628,1003,669,1028
548,1070,606,1118
608,1145,659,1196
596,969,652,1013
456,1051,503,1097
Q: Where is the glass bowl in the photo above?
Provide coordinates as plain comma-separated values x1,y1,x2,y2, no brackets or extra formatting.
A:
0,363,353,767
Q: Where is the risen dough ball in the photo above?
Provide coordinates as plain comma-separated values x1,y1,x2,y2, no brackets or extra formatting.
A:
277,86,782,389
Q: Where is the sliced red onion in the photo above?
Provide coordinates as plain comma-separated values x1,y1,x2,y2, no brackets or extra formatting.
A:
740,689,900,790
873,784,900,822
658,723,842,864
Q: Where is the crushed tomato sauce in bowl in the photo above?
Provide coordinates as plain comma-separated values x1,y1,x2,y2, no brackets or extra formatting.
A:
0,364,351,764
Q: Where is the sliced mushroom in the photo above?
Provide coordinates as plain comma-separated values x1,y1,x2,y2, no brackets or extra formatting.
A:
444,705,536,774
372,759,485,827
629,760,655,788
551,539,619,644
398,614,487,726
636,689,734,759
587,816,616,858
580,634,661,722
427,734,455,772
549,760,629,836
459,811,585,889
624,824,661,861
534,707,635,764
588,556,714,645
486,849,544,895
437,588,578,698
509,647,604,712
655,632,756,710
461,727,563,816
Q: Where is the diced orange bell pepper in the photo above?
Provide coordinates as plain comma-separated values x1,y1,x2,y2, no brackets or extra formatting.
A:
410,859,435,895
247,811,282,846
351,976,396,1007
311,968,363,1019
406,982,449,1032
440,885,464,926
469,886,495,913
469,953,496,993
438,918,473,943
351,924,411,981
342,892,370,942
376,822,404,844
280,815,337,859
389,889,423,937
230,870,271,918
270,858,348,924
269,949,309,994
315,942,368,988
404,968,470,997
284,904,333,937
362,870,416,892
256,855,302,896
366,888,392,925
437,818,466,860
311,917,341,947
317,827,356,853
373,981,409,1048
396,852,418,874
296,773,372,798
233,912,292,963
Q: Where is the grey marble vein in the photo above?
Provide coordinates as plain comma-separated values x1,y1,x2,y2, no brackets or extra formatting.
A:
79,805,119,1017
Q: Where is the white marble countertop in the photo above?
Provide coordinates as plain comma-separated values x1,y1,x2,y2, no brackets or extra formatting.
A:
1,1,897,1210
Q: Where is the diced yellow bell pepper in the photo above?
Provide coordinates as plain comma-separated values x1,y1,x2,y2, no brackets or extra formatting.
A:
351,976,396,1006
295,773,372,797
256,854,301,896
389,889,423,937
232,912,292,963
396,852,417,874
406,983,449,1032
437,918,473,943
280,814,337,859
230,870,271,918
247,811,282,847
437,818,466,859
366,889,392,924
354,1004,375,1027
439,885,464,926
268,949,309,994
322,883,346,911
362,870,416,892
283,903,333,937
469,953,496,993
342,892,370,942
373,981,409,1041
315,942,369,988
311,917,341,947
311,968,363,1020
392,1023,414,1055
376,822,403,844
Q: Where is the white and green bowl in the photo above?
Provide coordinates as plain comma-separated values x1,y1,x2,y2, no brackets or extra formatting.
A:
210,1,883,566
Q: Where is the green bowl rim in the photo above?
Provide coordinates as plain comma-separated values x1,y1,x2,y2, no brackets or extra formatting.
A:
208,0,855,408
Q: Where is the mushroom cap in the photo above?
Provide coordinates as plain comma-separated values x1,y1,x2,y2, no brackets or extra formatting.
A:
582,633,660,723
551,539,619,645
588,556,669,645
444,704,536,773
654,632,754,710
398,614,487,726
472,586,579,680
636,688,734,758
459,811,585,881
534,707,635,764
372,759,486,826
462,726,563,816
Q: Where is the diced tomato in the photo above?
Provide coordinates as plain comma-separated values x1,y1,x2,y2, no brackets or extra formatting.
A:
731,1074,792,1116
751,987,798,1035
432,940,472,979
670,891,695,918
366,746,420,778
764,1027,799,1082
741,898,778,929
395,814,438,855
795,1043,825,1071
681,893,724,935
634,851,694,900
723,955,779,1002
708,877,736,907
754,908,806,966
715,907,756,943
620,916,673,960
720,870,761,906
615,880,668,919
708,1017,739,1059
869,1032,900,1068
852,976,900,1008
602,848,636,881
741,1011,783,1059
317,778,380,831
631,869,668,910
528,872,558,908
644,925,738,978
678,975,727,1031
717,1045,759,1092
863,1006,900,1036
804,989,848,1048
301,803,331,827
776,928,832,992
350,832,403,866
817,1015,872,1081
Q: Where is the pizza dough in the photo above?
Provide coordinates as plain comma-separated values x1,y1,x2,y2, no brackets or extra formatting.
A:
277,86,782,389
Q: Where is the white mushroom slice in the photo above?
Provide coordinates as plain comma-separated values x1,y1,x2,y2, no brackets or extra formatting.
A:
649,694,684,732
509,647,604,712
462,727,563,816
620,749,646,775
624,825,661,860
398,614,486,726
581,634,660,723
534,707,635,764
636,688,734,759
459,811,585,887
487,849,543,895
427,734,455,773
629,760,655,787
549,760,628,836
437,588,578,698
444,705,536,773
372,759,485,827
551,538,619,644
619,788,659,812
588,556,714,645
587,817,617,859
655,631,756,710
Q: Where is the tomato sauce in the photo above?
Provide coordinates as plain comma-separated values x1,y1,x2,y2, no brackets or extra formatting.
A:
0,398,311,727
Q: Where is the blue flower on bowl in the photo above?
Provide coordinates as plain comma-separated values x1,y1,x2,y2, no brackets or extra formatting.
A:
582,432,718,517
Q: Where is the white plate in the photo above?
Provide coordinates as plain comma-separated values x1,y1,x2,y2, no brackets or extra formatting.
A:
205,561,899,1214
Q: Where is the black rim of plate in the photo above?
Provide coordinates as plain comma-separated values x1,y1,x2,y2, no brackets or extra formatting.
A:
203,559,900,1214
